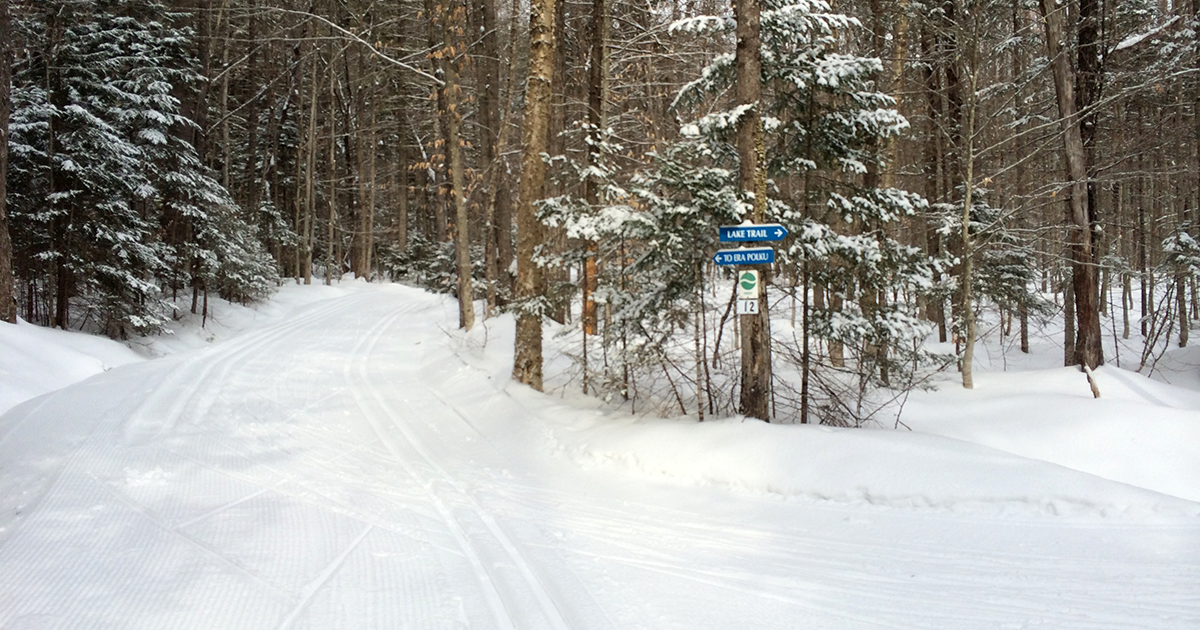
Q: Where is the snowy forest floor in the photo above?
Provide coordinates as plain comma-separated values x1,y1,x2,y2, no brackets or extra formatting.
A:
0,280,1198,629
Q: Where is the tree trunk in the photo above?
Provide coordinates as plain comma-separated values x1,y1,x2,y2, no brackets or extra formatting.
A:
365,57,377,278
476,0,501,314
396,117,408,253
959,41,979,390
426,0,450,244
0,0,13,324
1064,269,1076,363
303,48,319,285
326,42,338,286
512,0,556,389
921,22,946,342
736,0,771,421
1040,0,1103,369
1179,274,1190,347
443,3,475,331
582,0,607,338
354,45,370,278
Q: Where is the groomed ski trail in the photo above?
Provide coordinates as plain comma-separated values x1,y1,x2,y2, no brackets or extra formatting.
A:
0,285,1197,630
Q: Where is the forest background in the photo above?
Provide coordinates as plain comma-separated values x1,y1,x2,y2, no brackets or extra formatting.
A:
0,0,1196,425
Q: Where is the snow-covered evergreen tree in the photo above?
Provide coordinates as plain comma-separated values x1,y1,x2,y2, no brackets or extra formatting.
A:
544,1,940,423
6,0,276,335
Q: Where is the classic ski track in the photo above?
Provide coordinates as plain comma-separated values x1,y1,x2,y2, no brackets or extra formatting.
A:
567,545,912,630
121,296,357,446
350,304,573,628
174,487,278,529
343,309,520,630
505,483,1200,620
19,297,383,611
162,443,467,560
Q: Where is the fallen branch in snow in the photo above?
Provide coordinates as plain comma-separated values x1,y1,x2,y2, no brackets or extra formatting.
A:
1082,364,1100,399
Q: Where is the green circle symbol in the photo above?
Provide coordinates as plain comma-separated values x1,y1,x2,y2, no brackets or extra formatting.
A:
739,272,756,291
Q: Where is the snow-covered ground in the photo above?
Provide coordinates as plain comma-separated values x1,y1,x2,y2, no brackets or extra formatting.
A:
0,282,1198,628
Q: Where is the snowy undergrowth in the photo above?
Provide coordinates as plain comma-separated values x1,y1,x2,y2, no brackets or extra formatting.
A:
435,299,1200,520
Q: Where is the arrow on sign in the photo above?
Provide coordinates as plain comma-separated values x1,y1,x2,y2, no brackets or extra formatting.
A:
718,223,790,243
712,247,775,266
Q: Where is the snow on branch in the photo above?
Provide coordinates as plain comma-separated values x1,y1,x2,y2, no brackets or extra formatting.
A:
1113,16,1180,53
668,15,734,36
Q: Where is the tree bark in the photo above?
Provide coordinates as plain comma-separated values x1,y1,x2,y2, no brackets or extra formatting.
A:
1040,0,1104,369
443,3,475,331
326,41,338,286
0,0,13,324
736,0,771,421
303,46,319,285
959,32,979,389
582,0,607,337
512,0,556,389
396,117,408,253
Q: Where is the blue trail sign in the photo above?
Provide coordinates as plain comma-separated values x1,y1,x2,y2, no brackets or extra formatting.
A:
712,248,775,266
718,223,789,243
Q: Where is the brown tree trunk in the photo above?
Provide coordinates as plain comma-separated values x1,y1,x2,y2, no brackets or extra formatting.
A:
426,0,450,243
496,0,522,294
326,41,338,286
919,23,947,342
303,47,319,285
476,0,501,314
1040,0,1104,369
512,0,556,389
582,0,607,338
736,0,771,421
396,119,408,253
0,0,13,324
365,57,377,278
959,42,979,389
442,3,475,331
354,45,370,278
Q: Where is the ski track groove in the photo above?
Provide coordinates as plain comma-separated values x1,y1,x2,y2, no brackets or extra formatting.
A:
163,438,446,551
359,310,582,630
121,297,358,446
275,525,373,630
345,309,521,630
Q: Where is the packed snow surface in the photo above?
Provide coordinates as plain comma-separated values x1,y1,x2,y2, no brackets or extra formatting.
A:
1,282,1198,628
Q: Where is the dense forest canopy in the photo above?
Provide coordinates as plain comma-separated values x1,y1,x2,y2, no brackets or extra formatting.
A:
0,0,1197,424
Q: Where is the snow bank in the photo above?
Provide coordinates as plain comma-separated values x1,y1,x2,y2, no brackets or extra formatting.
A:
431,312,1200,520
902,366,1200,503
0,318,142,415
533,411,1199,519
